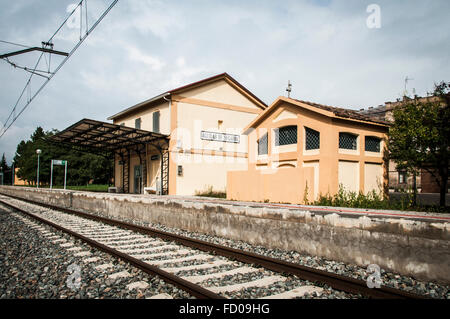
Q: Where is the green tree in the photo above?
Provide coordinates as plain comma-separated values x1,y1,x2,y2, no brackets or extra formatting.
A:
0,153,11,185
13,127,113,187
388,82,450,207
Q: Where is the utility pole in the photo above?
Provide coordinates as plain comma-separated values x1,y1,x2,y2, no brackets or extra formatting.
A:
36,149,41,188
286,80,292,98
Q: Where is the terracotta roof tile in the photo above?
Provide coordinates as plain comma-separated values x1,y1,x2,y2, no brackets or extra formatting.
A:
292,98,390,126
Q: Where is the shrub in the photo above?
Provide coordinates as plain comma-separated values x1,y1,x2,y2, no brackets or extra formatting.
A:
311,185,449,213
195,185,226,199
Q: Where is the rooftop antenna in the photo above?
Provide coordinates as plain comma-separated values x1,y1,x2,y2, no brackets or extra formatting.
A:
404,76,414,96
286,80,292,98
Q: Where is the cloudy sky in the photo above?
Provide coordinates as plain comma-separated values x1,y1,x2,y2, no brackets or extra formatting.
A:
0,0,449,164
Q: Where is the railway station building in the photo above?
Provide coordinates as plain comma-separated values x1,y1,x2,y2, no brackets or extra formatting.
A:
51,72,390,203
227,97,390,204
52,73,267,195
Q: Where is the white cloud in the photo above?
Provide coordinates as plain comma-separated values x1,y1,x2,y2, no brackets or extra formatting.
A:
176,56,185,67
126,46,165,70
1,0,450,163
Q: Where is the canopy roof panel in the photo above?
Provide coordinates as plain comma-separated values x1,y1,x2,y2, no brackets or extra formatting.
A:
50,118,169,153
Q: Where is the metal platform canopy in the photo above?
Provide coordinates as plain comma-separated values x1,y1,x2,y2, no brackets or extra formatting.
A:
50,118,170,195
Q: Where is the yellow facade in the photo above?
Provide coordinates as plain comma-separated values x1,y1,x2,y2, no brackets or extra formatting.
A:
109,73,266,195
227,97,389,204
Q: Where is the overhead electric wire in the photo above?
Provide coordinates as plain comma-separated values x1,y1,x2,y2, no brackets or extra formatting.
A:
4,59,54,79
0,39,32,48
1,1,84,133
0,0,118,139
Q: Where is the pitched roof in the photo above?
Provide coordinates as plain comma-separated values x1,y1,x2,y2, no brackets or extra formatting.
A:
293,98,390,125
108,72,267,120
243,96,390,134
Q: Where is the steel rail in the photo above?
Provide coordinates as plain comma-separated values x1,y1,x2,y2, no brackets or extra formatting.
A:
0,198,223,300
0,193,426,299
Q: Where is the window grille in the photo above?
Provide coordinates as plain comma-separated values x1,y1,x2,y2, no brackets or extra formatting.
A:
153,111,160,133
365,136,381,152
305,127,320,150
258,133,268,155
339,132,357,150
135,118,141,129
275,126,297,146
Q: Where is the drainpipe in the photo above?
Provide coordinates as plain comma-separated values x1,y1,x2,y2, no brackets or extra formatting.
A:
163,94,172,135
162,94,171,196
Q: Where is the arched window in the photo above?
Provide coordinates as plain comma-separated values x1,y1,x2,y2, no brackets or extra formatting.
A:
257,133,268,155
339,132,358,150
365,136,381,152
274,125,297,146
305,127,320,150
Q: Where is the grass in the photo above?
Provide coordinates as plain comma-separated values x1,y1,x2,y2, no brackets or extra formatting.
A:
66,184,110,192
13,184,110,193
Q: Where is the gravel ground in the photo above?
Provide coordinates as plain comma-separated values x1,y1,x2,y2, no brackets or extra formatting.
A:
0,204,193,299
0,197,361,299
78,206,450,299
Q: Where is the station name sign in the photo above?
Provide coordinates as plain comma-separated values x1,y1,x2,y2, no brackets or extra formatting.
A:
200,131,240,144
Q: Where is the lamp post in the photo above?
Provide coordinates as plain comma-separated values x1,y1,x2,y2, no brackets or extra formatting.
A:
36,149,42,188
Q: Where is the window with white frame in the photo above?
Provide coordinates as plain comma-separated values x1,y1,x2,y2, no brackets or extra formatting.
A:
339,132,358,150
274,125,297,146
365,136,381,152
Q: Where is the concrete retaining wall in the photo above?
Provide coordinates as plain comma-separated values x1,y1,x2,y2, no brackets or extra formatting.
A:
1,186,449,284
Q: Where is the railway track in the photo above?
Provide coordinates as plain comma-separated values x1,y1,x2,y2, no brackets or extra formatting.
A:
0,193,425,299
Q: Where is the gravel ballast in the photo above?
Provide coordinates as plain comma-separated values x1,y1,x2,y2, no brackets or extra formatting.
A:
77,202,449,299
0,204,192,299
2,195,448,299
0,197,360,299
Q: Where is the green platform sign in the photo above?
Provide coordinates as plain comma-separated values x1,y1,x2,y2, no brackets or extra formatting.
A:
50,159,68,190
52,160,67,165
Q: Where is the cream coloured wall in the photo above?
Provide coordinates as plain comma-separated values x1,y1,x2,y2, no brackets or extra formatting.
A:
180,79,261,111
273,109,297,122
146,149,161,189
112,76,265,195
175,153,248,196
174,101,257,154
364,163,383,195
338,160,359,193
113,101,170,134
171,94,261,195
